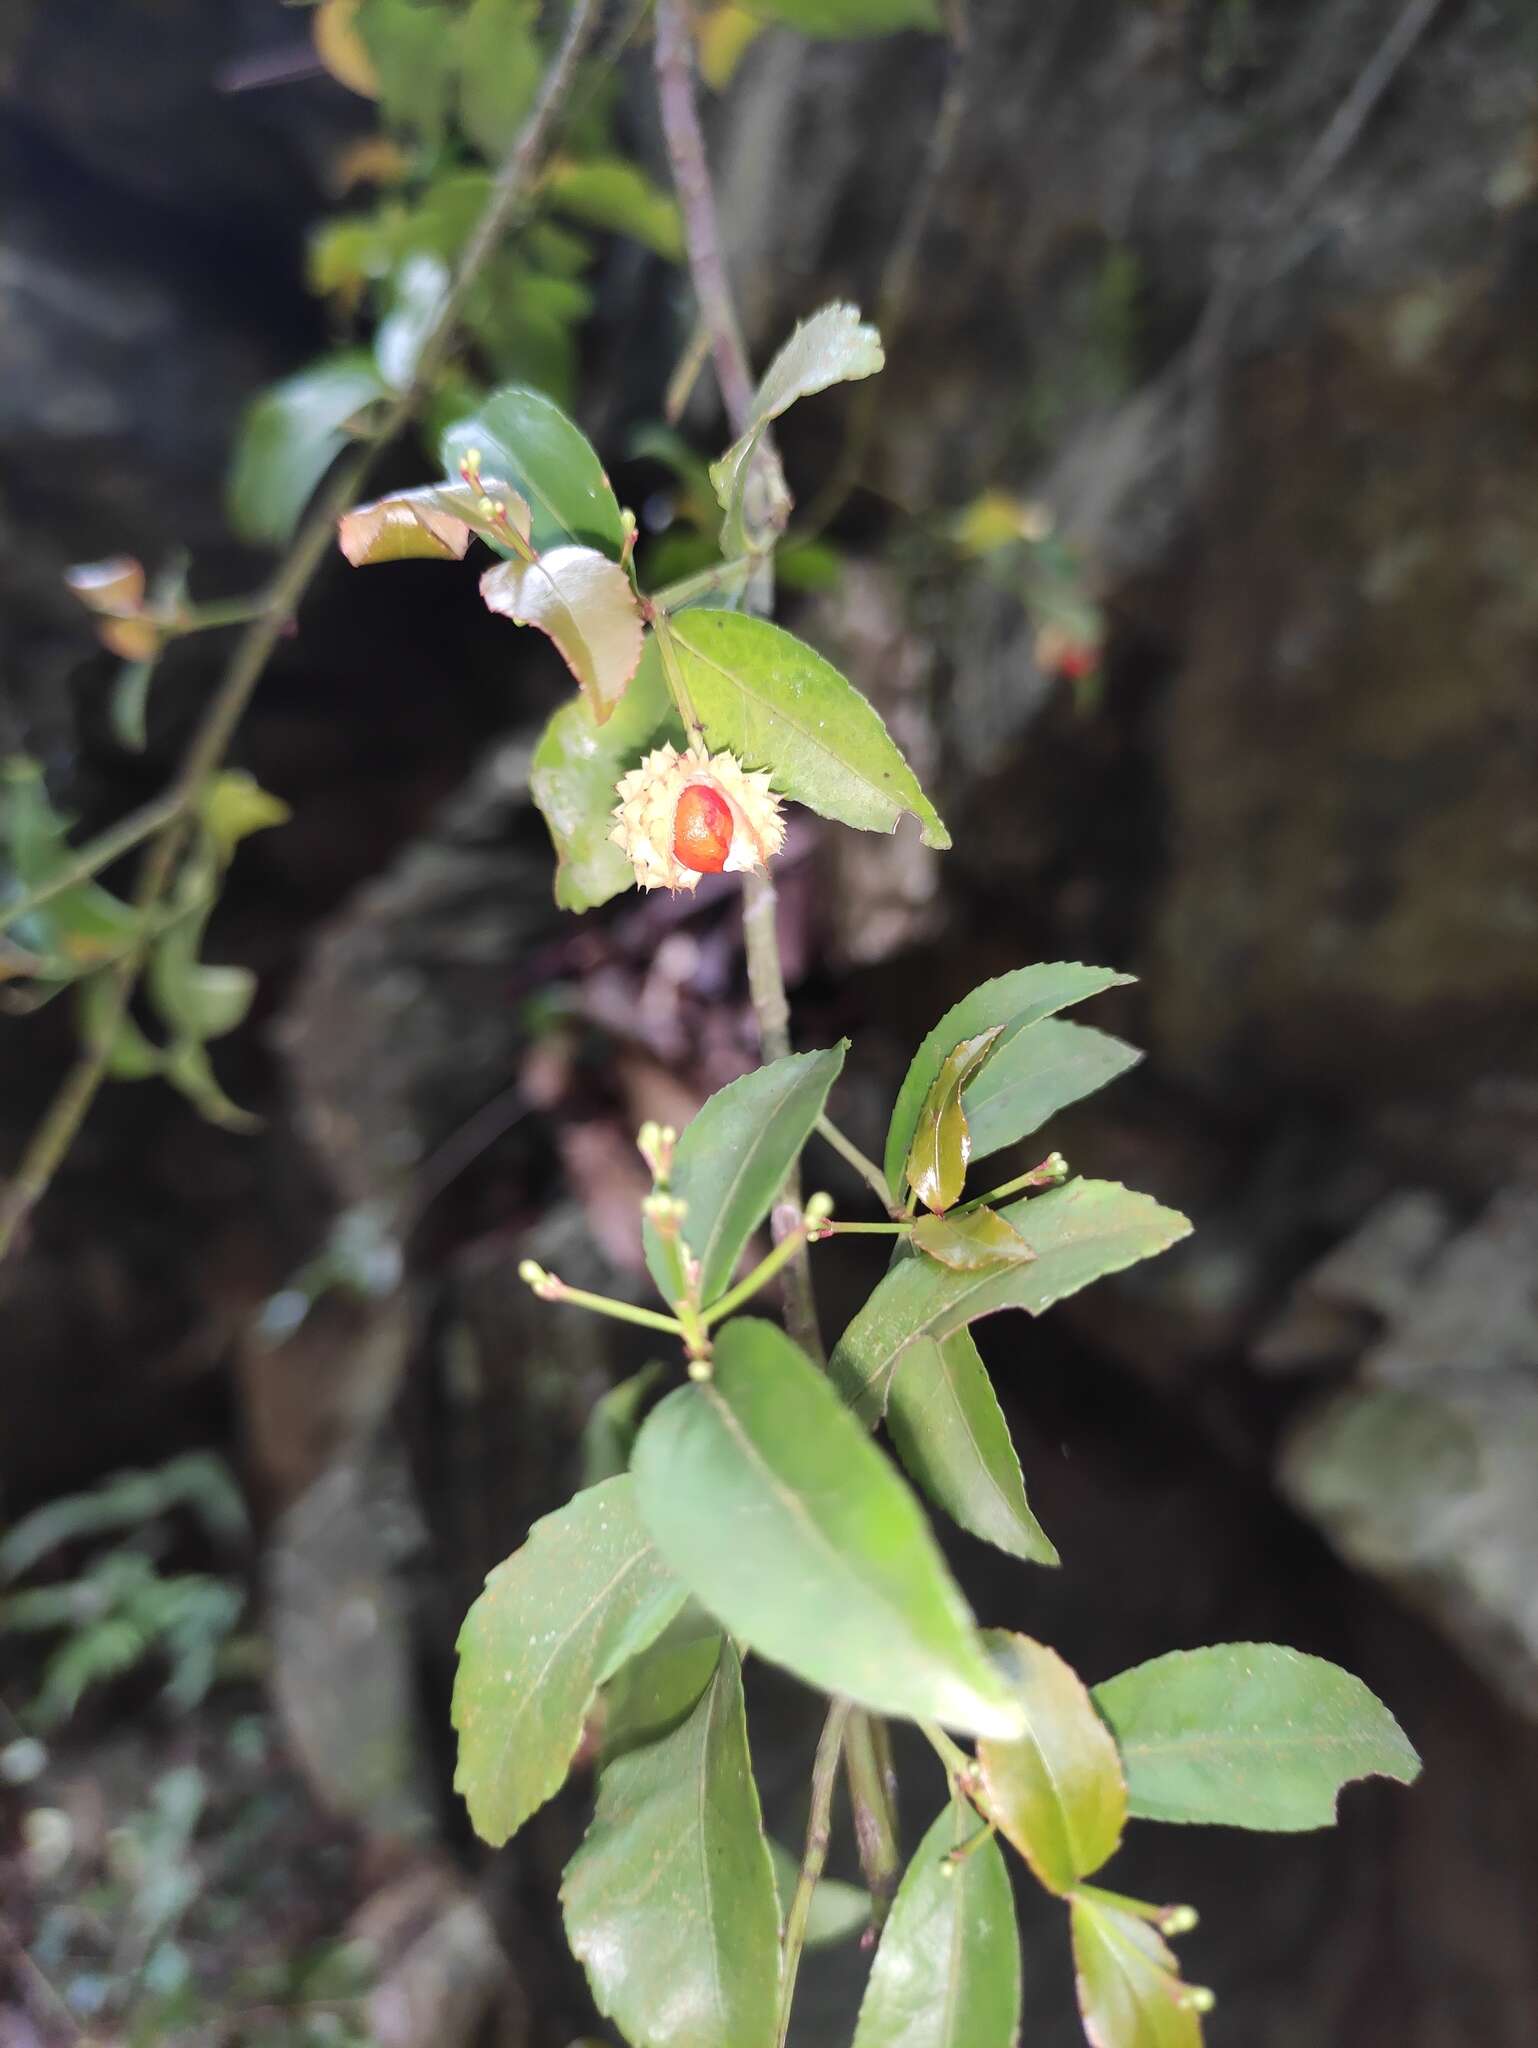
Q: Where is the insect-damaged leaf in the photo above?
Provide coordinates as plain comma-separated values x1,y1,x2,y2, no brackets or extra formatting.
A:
452,1476,686,1846
905,1027,1004,1214
562,1639,780,2048
630,1318,1023,1738
480,547,644,721
850,1803,1020,2048
1092,1643,1421,1832
662,610,949,848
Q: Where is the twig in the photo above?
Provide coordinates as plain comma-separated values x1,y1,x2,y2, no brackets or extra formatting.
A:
844,1707,901,1927
654,0,755,436
776,1695,852,2048
0,0,605,1262
814,1112,897,1212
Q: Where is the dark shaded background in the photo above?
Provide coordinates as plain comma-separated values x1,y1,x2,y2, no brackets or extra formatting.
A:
3,3,1538,2044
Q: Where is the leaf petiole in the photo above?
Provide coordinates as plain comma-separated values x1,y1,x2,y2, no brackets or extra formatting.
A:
814,1113,898,1212
701,1195,833,1328
517,1260,685,1340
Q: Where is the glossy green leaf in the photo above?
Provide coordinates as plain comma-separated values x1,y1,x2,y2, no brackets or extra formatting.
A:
1070,1890,1207,2048
964,1017,1143,1165
375,252,451,391
228,353,387,547
529,641,683,911
663,611,950,848
146,860,255,1043
442,386,626,555
911,1208,1035,1271
906,1027,1003,1214
631,1318,1022,1738
977,1631,1127,1894
581,1364,665,1489
642,1043,847,1306
358,0,456,145
452,1475,686,1846
851,1803,1021,2048
549,156,684,261
457,0,541,156
711,302,883,539
886,1331,1058,1566
884,964,1135,1197
1092,1644,1421,1832
748,0,941,35
480,547,644,721
563,1640,780,2048
766,1840,870,1949
832,1178,1192,1421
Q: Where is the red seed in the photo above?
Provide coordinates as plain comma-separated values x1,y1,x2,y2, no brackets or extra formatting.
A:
673,783,734,874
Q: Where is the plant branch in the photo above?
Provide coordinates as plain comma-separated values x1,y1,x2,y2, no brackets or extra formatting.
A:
814,1113,897,1211
845,1708,901,1927
0,788,183,937
777,1695,852,2048
0,0,605,1262
654,0,755,437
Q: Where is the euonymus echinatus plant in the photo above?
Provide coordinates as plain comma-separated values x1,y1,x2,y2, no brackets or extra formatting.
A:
7,2,1420,2040
333,297,1420,2048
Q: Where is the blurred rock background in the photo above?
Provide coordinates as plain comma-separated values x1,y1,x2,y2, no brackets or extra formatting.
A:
2,3,1537,2044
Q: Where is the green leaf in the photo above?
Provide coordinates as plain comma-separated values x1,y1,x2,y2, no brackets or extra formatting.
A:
977,1631,1127,1894
911,1208,1035,1271
832,1178,1192,1421
457,0,541,156
766,1840,870,1949
161,1040,260,1132
562,1640,781,2048
480,547,644,721
905,1027,1004,1214
642,1043,847,1306
375,252,451,391
358,0,456,145
548,156,684,261
630,1318,1022,1738
662,611,950,848
884,964,1135,1197
746,0,941,35
452,1475,686,1846
964,1017,1143,1166
1,758,140,977
442,386,626,555
228,354,387,547
1070,1890,1207,2048
76,976,165,1081
111,658,155,753
851,1803,1021,2048
710,302,883,540
1092,1644,1421,1832
581,1365,666,1489
885,1331,1058,1566
599,1610,724,1755
529,643,683,911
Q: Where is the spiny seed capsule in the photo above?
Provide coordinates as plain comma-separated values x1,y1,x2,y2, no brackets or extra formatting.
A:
672,783,735,874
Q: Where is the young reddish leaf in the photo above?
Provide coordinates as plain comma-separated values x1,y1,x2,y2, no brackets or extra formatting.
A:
64,557,147,617
977,1631,1127,1894
339,481,532,566
481,547,644,721
885,1330,1059,1566
1070,1888,1209,2048
1092,1644,1421,1831
851,1803,1020,2048
911,1205,1033,1272
905,1027,1004,1214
